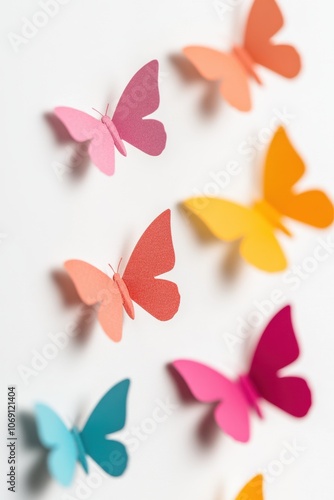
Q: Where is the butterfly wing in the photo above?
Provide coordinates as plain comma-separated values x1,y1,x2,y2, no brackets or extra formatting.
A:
80,380,130,477
87,131,116,176
54,107,102,143
64,260,124,342
183,198,287,272
183,47,251,111
249,306,312,417
236,475,263,500
122,209,180,320
54,107,116,175
243,0,301,78
35,404,77,486
172,360,250,442
112,60,166,155
264,127,334,227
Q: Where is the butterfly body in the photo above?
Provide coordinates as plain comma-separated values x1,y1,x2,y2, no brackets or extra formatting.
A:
232,45,262,84
113,272,135,319
238,374,263,419
253,200,291,236
100,115,127,155
71,427,89,473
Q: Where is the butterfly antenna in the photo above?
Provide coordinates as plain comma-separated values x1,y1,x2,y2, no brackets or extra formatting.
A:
105,103,110,116
92,107,104,117
117,258,123,273
108,263,116,274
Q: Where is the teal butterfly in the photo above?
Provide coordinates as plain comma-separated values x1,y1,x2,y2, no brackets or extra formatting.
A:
35,379,130,486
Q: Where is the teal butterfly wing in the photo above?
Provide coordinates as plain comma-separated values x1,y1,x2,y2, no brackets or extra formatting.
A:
35,404,77,486
80,379,130,477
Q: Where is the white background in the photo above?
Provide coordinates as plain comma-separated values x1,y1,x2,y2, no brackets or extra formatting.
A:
1,0,334,499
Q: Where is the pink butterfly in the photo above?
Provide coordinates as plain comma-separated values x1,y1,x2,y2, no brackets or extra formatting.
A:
54,60,167,176
172,306,312,442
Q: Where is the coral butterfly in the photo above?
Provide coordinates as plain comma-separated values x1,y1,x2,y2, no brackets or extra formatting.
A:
183,0,301,111
65,210,180,342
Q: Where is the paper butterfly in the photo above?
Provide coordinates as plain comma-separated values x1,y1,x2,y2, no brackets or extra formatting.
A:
183,0,301,111
183,127,334,272
54,60,166,175
235,475,264,500
172,306,312,442
65,210,180,342
35,380,130,486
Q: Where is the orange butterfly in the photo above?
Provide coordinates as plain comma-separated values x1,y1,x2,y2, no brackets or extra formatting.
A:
235,475,264,500
65,210,180,342
183,0,301,111
183,127,334,272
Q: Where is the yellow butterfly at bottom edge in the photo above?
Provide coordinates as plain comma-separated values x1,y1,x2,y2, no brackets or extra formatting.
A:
235,474,264,500
184,127,334,272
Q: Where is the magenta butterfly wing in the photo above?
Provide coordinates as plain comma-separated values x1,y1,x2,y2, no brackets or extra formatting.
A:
248,305,312,417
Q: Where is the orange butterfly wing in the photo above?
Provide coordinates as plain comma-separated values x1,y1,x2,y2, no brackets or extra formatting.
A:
235,475,264,500
122,210,180,320
64,260,124,342
264,127,334,228
244,0,301,78
183,46,251,112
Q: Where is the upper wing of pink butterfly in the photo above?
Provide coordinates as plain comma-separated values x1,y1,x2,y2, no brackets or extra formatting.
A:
112,60,167,155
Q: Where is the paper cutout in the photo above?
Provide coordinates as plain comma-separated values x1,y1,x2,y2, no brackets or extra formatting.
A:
172,306,312,442
54,60,166,175
236,475,264,500
183,127,334,272
183,0,301,111
35,380,130,486
65,210,180,342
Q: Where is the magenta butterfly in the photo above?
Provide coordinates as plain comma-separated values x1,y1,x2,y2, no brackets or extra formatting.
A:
54,60,167,176
172,306,312,442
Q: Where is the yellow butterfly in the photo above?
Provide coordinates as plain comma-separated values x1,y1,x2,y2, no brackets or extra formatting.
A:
184,127,334,272
235,475,263,500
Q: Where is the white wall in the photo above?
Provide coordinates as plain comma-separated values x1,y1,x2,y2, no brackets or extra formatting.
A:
1,0,334,498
